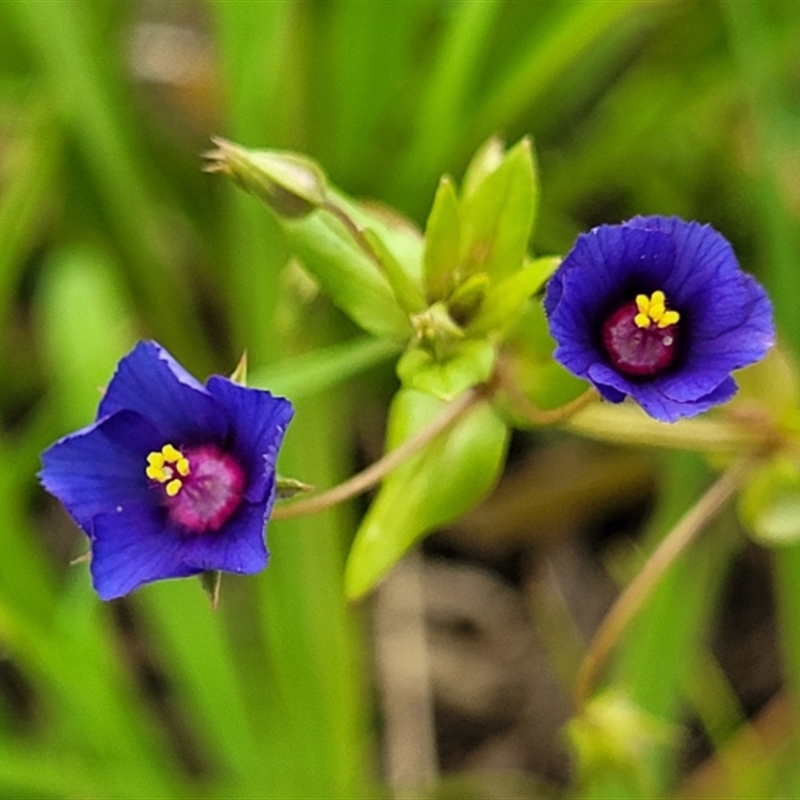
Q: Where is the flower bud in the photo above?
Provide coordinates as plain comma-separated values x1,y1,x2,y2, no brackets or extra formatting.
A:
205,137,327,218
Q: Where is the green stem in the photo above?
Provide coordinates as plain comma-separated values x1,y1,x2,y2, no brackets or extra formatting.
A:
573,458,754,711
272,385,487,521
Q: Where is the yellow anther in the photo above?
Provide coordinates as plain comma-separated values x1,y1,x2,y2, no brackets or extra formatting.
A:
658,310,680,329
161,444,182,462
165,478,183,497
146,464,167,482
634,290,680,330
146,444,190,488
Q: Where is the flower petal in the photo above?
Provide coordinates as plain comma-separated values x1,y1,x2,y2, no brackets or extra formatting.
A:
179,501,270,575
546,216,774,422
40,410,163,532
630,376,738,422
588,362,737,422
546,225,675,325
90,506,195,600
658,278,774,402
98,341,228,444
206,376,293,503
627,217,762,340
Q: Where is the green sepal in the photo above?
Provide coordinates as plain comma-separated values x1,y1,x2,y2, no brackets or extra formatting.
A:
205,138,326,218
362,227,426,314
422,176,461,302
345,389,509,601
229,351,248,386
739,457,800,546
469,256,560,337
275,476,315,500
397,339,495,401
459,137,537,283
461,135,505,200
199,570,222,610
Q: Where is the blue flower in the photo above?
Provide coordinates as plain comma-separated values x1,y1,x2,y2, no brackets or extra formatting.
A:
40,341,293,600
544,216,775,422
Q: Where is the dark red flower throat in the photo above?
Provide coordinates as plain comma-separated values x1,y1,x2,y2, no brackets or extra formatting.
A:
601,291,680,377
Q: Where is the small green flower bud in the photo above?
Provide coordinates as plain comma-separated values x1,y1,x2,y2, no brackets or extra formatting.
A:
205,137,327,218
411,302,464,349
447,272,489,326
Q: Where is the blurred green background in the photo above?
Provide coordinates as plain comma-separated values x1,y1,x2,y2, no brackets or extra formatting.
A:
2,1,800,797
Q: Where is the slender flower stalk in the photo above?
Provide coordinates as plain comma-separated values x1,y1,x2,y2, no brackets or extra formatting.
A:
573,459,753,710
495,356,598,426
272,385,487,521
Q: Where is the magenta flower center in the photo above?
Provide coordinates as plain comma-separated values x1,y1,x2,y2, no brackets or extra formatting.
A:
601,291,681,376
146,443,245,533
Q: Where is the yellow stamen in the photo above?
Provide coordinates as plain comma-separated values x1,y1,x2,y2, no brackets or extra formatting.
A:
634,290,680,330
658,310,680,328
146,463,167,482
165,478,183,497
145,443,191,495
161,444,182,463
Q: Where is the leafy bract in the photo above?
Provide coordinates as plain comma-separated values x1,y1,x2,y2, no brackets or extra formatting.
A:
422,176,461,302
207,140,419,340
280,212,412,339
459,137,537,283
470,256,560,336
397,339,495,401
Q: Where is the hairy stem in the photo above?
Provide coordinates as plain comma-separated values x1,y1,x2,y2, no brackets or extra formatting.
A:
272,385,487,521
496,356,598,425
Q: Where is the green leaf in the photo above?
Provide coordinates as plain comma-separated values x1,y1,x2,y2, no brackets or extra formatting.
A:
397,339,495,401
36,246,135,428
732,342,800,413
209,140,418,339
739,458,800,546
470,255,560,336
459,137,538,282
362,227,426,314
345,389,509,600
280,210,412,339
249,335,401,401
328,189,424,288
422,176,461,301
